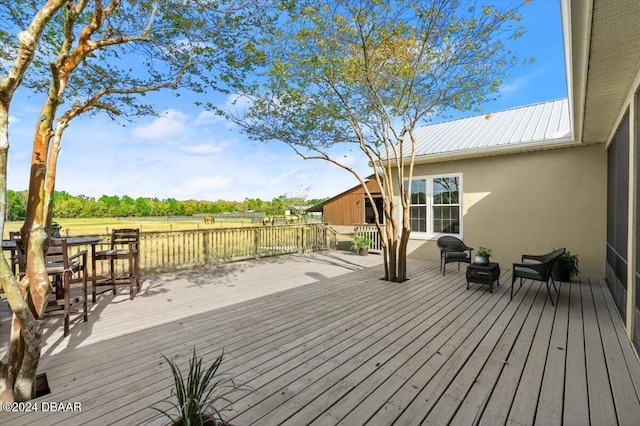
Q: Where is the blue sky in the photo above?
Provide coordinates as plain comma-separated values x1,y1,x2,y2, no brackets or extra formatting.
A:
6,0,567,202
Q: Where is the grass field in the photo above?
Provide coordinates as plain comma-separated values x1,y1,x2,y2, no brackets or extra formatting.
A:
2,217,259,238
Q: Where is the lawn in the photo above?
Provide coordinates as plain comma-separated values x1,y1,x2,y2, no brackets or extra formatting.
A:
2,217,259,238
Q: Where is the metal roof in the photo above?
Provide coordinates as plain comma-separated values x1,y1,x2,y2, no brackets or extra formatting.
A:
410,98,573,161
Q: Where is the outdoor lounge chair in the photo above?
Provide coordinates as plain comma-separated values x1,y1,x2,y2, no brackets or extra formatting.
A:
511,247,565,305
437,236,473,276
91,228,140,302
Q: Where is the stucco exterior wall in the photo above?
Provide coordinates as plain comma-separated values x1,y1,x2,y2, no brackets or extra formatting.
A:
400,144,607,278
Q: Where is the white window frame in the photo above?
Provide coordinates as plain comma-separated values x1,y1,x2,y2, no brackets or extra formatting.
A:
404,173,463,239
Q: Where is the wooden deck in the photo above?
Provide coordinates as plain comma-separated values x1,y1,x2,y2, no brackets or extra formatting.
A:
2,252,640,425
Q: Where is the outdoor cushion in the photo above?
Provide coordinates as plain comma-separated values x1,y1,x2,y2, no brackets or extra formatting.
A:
444,251,468,259
514,266,543,280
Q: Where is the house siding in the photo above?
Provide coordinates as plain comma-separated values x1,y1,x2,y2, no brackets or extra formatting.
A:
398,144,607,278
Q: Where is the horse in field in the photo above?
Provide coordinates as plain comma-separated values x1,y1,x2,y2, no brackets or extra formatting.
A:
262,216,273,226
286,215,300,224
204,216,215,224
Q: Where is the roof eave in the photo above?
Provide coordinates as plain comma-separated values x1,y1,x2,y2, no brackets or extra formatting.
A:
560,0,593,144
405,137,579,165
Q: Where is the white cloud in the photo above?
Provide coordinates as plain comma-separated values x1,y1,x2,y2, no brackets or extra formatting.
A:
130,109,189,141
181,176,233,198
499,71,540,97
222,93,252,109
179,143,225,155
266,169,298,187
193,110,225,126
8,115,18,123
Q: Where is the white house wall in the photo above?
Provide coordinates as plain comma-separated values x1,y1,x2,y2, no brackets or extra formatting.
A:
398,144,607,278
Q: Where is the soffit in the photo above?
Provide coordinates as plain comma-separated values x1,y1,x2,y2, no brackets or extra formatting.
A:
581,0,640,143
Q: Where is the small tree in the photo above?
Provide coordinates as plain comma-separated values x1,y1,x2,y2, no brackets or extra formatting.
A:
0,0,271,402
226,0,526,282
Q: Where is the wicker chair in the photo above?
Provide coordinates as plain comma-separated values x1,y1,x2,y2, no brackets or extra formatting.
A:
437,236,474,276
511,248,565,305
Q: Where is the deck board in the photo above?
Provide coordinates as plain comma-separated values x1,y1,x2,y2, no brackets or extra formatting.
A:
478,282,547,425
590,277,640,424
534,279,570,425
563,278,590,425
582,277,618,425
2,251,640,426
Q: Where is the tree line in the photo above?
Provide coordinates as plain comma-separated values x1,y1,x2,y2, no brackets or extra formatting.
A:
5,190,325,220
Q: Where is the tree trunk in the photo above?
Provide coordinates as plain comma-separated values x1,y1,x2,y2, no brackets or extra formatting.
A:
0,0,77,402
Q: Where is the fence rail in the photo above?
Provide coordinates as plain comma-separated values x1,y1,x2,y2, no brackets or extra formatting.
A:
104,223,337,273
3,224,338,279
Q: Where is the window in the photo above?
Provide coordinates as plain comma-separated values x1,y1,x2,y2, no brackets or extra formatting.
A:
405,174,461,236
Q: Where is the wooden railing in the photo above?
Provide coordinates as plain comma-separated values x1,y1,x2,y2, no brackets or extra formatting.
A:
2,224,338,278
97,223,337,273
354,224,385,253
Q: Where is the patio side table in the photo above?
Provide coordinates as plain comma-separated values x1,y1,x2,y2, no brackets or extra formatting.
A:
466,262,500,293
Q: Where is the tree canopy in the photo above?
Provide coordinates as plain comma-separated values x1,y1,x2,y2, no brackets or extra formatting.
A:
3,189,325,219
0,0,275,402
225,0,527,281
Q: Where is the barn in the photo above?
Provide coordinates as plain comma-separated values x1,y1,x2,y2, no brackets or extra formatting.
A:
307,177,382,226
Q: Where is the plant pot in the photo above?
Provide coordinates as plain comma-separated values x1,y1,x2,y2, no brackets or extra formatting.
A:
474,255,489,265
358,248,369,256
172,416,232,426
551,265,571,282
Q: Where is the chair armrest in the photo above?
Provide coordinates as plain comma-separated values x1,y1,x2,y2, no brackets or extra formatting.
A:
521,253,546,262
513,259,556,276
92,242,112,250
68,250,87,262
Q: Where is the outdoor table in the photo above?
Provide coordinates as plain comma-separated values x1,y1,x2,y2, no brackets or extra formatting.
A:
3,236,101,300
466,262,500,293
2,235,101,251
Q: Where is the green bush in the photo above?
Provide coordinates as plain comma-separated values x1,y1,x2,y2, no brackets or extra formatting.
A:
351,234,373,251
154,348,240,426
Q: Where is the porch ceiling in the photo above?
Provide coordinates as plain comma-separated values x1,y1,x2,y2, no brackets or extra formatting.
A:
566,0,640,144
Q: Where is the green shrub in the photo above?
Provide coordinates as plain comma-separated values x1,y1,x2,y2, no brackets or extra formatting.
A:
154,348,239,426
351,234,373,251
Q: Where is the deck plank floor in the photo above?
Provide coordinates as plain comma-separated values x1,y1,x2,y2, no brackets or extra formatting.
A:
2,251,640,425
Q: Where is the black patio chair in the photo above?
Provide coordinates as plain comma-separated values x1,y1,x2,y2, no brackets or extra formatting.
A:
511,247,565,305
437,236,473,276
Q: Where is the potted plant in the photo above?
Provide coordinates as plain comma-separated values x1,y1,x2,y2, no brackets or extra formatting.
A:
351,234,373,256
475,247,492,265
552,251,579,282
153,348,243,426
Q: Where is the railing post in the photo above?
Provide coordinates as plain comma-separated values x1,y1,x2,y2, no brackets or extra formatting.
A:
203,231,209,265
254,228,260,259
